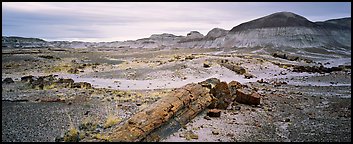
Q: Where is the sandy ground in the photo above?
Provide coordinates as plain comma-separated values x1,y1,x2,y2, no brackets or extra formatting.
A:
2,47,351,142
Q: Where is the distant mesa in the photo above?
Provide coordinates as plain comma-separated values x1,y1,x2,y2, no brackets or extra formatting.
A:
149,33,182,39
2,11,351,49
2,36,46,43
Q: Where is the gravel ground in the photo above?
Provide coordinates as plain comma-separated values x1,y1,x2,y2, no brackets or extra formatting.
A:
2,48,351,142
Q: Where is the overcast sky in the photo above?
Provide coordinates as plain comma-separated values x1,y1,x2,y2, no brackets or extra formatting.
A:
2,2,351,42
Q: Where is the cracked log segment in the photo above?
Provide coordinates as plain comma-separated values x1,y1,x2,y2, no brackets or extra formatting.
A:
106,83,213,142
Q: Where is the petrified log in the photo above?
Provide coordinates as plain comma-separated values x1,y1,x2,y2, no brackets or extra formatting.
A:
219,63,246,75
207,109,221,117
198,78,220,89
208,82,232,109
21,75,35,83
292,65,343,74
71,82,92,89
107,83,213,142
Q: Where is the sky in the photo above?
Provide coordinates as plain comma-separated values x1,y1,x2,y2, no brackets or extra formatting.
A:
2,2,351,42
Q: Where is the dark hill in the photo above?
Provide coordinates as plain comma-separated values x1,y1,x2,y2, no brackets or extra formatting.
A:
229,12,317,33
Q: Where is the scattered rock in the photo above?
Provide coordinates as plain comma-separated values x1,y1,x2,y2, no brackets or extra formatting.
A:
185,55,195,60
226,133,234,137
244,73,254,79
136,101,142,106
55,135,64,142
72,82,92,89
257,79,269,84
24,75,79,90
267,107,273,112
84,111,90,115
207,109,221,117
272,53,288,60
68,68,80,74
40,98,65,103
232,105,241,111
21,75,35,83
38,55,55,59
203,61,211,68
271,81,287,87
292,65,343,74
2,78,14,84
272,53,304,62
204,115,212,120
212,129,220,135
280,71,287,75
184,130,199,140
3,99,29,102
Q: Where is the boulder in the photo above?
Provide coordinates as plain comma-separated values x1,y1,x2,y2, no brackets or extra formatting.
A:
235,88,261,105
3,78,14,84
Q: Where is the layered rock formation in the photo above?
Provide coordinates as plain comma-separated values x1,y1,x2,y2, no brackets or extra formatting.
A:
225,12,351,48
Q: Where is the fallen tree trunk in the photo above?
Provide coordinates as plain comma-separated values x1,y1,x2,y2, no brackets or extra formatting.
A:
106,83,213,142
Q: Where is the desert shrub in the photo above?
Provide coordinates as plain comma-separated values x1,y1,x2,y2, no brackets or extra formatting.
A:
64,127,80,142
103,115,121,129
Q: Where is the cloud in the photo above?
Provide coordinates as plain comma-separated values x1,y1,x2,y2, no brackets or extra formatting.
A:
2,2,351,42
